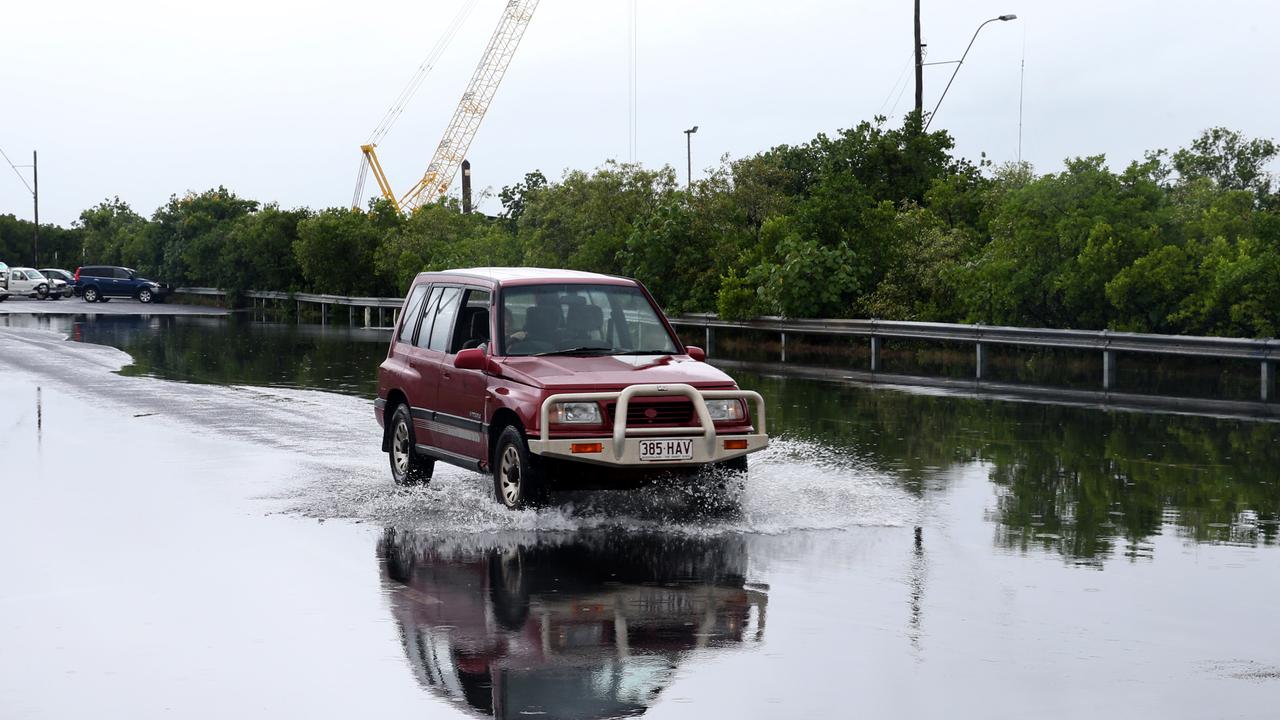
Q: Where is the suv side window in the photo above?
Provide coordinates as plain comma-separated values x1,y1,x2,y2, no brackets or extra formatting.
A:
414,287,444,349
448,289,492,353
115,268,132,280
397,285,430,345
427,287,463,353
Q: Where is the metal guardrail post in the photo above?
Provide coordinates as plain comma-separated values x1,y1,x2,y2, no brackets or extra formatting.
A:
1263,360,1275,403
780,332,787,363
976,342,987,381
1103,350,1117,390
870,336,883,372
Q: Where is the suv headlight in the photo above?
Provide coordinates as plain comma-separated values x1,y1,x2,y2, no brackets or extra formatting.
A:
705,399,744,421
551,402,601,424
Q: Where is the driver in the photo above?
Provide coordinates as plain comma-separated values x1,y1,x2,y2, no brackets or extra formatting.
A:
503,308,528,346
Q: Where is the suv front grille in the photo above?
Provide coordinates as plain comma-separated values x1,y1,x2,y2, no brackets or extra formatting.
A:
605,399,695,426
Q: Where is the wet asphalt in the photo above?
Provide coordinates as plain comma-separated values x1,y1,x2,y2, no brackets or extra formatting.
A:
1,325,1278,719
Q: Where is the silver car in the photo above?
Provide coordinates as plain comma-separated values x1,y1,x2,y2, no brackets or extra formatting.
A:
38,269,76,299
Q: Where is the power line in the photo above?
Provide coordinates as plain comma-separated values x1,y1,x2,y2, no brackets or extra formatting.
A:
876,52,913,117
366,0,480,146
0,146,34,195
627,0,637,163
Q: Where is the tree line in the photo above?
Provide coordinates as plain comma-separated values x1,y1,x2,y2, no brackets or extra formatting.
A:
2,113,1277,337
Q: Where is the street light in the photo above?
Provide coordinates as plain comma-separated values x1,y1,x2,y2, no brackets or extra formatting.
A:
923,14,1017,131
684,125,698,191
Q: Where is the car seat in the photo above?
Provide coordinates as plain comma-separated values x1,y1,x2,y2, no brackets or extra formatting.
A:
565,300,604,342
523,304,561,342
461,309,490,350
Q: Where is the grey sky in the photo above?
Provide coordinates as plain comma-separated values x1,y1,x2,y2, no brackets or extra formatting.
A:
2,0,1277,226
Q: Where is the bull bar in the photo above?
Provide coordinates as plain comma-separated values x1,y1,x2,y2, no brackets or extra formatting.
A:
528,383,768,466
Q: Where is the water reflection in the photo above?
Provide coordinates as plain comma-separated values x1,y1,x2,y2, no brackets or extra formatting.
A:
52,314,389,395
378,530,766,718
741,372,1280,565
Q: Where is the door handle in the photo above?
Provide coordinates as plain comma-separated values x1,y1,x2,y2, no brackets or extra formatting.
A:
442,371,452,380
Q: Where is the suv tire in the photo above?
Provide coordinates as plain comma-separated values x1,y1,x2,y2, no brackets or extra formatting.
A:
493,425,547,509
487,546,531,629
35,284,48,299
138,288,154,304
388,403,433,485
82,287,100,303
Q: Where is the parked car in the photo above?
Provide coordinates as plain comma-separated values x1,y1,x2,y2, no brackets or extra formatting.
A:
374,267,768,509
74,265,171,304
38,268,77,299
2,266,59,300
0,261,8,302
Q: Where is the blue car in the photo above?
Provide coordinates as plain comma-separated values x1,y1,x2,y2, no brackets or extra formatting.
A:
74,265,171,304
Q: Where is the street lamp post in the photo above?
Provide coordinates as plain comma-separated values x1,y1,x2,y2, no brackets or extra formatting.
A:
684,126,698,191
924,14,1017,131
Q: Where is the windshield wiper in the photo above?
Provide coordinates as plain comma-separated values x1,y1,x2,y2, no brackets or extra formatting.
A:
533,346,615,356
611,349,676,355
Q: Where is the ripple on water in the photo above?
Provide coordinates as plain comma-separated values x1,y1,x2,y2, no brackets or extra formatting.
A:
279,437,918,536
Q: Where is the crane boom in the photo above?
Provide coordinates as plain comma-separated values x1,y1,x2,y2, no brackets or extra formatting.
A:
355,0,538,214
399,0,539,213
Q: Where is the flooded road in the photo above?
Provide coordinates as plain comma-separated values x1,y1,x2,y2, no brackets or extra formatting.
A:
2,317,1279,718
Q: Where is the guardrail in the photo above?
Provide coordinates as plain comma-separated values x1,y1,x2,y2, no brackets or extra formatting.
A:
176,287,402,327
667,313,1278,403
170,288,1276,404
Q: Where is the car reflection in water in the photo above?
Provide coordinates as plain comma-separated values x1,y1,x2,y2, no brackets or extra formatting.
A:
378,530,767,718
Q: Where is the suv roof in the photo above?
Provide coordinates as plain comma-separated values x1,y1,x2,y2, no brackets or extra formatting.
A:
415,267,632,287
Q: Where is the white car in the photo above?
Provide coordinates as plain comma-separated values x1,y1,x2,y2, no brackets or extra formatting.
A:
38,269,76,299
2,267,60,300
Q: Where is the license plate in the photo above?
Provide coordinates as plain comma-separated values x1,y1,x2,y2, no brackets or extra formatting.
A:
638,438,694,461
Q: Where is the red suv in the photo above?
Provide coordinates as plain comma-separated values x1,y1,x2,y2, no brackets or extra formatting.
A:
374,268,767,508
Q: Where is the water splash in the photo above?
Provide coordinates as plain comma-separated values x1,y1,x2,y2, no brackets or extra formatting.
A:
280,437,917,536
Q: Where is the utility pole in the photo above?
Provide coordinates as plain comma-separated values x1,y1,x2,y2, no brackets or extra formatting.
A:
461,159,472,214
914,0,923,115
32,151,39,266
683,126,698,191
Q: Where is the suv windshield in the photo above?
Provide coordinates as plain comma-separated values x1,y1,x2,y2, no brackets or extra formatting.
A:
500,283,679,357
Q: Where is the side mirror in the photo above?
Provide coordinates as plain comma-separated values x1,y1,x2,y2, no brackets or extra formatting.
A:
454,347,487,371
685,345,706,362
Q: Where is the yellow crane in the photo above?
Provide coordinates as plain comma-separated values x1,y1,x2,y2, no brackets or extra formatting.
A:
354,0,540,214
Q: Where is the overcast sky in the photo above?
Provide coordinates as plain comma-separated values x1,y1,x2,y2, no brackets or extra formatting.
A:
2,0,1277,226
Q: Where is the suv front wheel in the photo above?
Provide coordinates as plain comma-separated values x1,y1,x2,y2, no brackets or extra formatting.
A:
493,426,546,510
388,404,433,486
138,288,154,304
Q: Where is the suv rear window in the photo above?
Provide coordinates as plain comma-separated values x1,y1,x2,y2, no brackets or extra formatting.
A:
397,285,429,345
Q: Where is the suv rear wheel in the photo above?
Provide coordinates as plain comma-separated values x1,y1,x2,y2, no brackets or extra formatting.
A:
82,287,100,303
389,404,433,485
493,426,546,509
